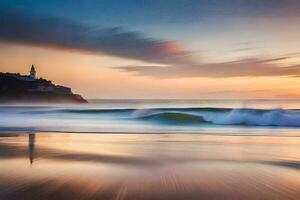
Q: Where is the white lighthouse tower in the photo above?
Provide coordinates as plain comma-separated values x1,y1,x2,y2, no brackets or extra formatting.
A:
30,65,37,79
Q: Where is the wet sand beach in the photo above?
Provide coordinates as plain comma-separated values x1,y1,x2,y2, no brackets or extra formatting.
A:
1,132,300,200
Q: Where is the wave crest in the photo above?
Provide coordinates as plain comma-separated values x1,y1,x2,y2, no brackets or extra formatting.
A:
133,108,300,127
206,108,300,127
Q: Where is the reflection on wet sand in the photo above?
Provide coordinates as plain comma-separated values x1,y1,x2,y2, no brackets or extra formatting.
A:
28,133,35,165
1,133,300,199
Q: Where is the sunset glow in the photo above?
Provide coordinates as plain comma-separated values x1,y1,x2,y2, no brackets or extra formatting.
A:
1,0,300,99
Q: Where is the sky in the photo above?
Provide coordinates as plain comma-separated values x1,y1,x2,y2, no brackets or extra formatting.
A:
1,0,300,99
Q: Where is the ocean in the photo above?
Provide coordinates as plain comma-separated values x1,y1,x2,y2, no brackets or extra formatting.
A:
0,99,300,134
1,99,300,199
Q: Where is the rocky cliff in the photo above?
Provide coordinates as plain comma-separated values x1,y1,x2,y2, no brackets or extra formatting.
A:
0,73,87,103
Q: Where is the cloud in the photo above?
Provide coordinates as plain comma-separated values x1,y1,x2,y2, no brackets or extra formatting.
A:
233,47,258,52
0,9,189,64
2,8,300,79
118,57,300,78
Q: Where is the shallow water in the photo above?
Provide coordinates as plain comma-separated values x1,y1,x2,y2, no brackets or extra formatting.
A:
1,132,300,200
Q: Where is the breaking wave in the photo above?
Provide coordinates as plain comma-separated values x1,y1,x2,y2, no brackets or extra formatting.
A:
1,106,300,133
131,108,300,127
11,107,300,127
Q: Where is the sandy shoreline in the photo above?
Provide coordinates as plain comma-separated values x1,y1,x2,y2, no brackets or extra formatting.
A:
1,132,300,200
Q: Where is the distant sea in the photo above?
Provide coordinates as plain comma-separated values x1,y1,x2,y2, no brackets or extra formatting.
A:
0,99,300,134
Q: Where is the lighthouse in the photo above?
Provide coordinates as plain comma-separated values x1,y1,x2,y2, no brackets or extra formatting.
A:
30,65,37,79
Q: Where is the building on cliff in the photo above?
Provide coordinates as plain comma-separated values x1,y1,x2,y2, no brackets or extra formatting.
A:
30,65,37,79
0,65,87,103
2,65,37,82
